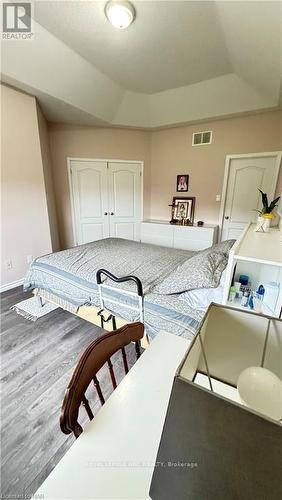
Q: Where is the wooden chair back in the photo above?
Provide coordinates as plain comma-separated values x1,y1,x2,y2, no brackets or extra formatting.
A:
60,322,144,438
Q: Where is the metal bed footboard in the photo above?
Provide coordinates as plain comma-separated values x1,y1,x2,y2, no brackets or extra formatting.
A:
96,269,145,327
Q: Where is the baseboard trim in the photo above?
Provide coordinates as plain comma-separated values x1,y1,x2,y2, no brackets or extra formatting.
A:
0,278,24,293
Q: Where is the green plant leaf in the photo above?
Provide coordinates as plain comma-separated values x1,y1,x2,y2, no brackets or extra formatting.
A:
252,209,262,215
258,189,268,210
268,196,281,212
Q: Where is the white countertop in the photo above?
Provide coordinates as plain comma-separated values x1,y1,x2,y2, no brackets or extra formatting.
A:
234,224,282,266
142,219,218,228
35,332,190,499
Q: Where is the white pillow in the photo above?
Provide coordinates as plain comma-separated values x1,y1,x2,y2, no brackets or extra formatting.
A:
181,286,224,311
181,270,226,311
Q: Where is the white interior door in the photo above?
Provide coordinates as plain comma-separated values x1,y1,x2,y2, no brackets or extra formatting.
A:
71,160,109,244
108,162,141,241
221,153,281,241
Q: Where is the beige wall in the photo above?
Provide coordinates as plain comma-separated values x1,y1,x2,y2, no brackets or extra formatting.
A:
1,85,52,287
1,92,281,282
49,111,281,250
37,104,60,251
2,86,280,288
48,124,151,249
150,110,282,223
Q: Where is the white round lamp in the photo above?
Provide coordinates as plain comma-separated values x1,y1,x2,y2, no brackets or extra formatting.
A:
237,366,282,421
105,0,135,29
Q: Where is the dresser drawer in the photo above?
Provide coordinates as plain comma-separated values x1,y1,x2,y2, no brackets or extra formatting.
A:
141,223,174,247
141,221,218,251
174,226,217,251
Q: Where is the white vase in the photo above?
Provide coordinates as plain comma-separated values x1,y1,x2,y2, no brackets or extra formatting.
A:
255,216,270,233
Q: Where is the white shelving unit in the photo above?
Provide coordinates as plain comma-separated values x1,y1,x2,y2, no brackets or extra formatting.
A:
223,223,282,317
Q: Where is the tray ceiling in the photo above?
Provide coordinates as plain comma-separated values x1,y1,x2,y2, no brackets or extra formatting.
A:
2,0,282,128
34,0,231,94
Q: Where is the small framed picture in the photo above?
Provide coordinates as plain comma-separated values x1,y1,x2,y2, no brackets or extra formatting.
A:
172,196,195,225
176,174,189,192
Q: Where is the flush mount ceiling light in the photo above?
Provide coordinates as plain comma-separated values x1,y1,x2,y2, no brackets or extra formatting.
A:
105,0,135,29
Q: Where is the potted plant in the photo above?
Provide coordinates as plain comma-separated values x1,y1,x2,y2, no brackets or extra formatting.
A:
254,189,280,232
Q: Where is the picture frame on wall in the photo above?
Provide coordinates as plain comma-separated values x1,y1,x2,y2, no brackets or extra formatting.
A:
171,196,195,225
176,174,189,192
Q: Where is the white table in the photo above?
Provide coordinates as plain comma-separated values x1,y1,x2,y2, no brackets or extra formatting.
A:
35,332,190,499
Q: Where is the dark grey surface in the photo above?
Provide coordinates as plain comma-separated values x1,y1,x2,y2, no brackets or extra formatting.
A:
150,377,282,500
1,286,138,499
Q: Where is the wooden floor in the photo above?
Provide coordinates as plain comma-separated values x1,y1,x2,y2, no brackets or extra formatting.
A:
1,287,138,499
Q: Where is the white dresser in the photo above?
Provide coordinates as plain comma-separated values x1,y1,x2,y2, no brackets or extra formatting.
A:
141,220,218,251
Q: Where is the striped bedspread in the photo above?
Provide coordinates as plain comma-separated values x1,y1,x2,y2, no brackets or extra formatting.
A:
24,238,203,340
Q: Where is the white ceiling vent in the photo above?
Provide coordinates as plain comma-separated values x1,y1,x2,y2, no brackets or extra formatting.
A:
192,130,213,146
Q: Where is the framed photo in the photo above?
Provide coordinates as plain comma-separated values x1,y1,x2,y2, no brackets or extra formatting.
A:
172,196,195,225
176,174,189,192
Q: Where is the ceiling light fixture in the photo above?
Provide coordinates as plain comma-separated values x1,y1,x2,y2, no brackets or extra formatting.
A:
105,0,135,29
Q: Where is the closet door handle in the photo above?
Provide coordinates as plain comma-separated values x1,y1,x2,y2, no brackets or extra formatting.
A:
110,212,114,216
104,212,108,216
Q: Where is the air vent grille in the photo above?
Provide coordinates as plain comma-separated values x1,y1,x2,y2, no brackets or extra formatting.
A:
192,130,212,146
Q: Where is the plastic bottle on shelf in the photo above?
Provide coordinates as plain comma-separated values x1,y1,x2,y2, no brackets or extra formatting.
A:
248,292,254,310
257,285,265,299
229,286,236,302
241,291,249,307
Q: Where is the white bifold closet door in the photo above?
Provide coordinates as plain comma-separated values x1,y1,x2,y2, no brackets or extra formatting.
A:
70,160,141,245
71,160,109,244
108,162,141,241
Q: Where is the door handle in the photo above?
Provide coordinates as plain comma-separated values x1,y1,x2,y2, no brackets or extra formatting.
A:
225,216,229,220
104,212,108,216
110,212,114,216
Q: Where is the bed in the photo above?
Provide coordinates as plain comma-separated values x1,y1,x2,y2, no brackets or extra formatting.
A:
24,238,234,342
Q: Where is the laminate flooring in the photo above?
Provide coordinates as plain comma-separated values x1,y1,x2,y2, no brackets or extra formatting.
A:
1,286,138,499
